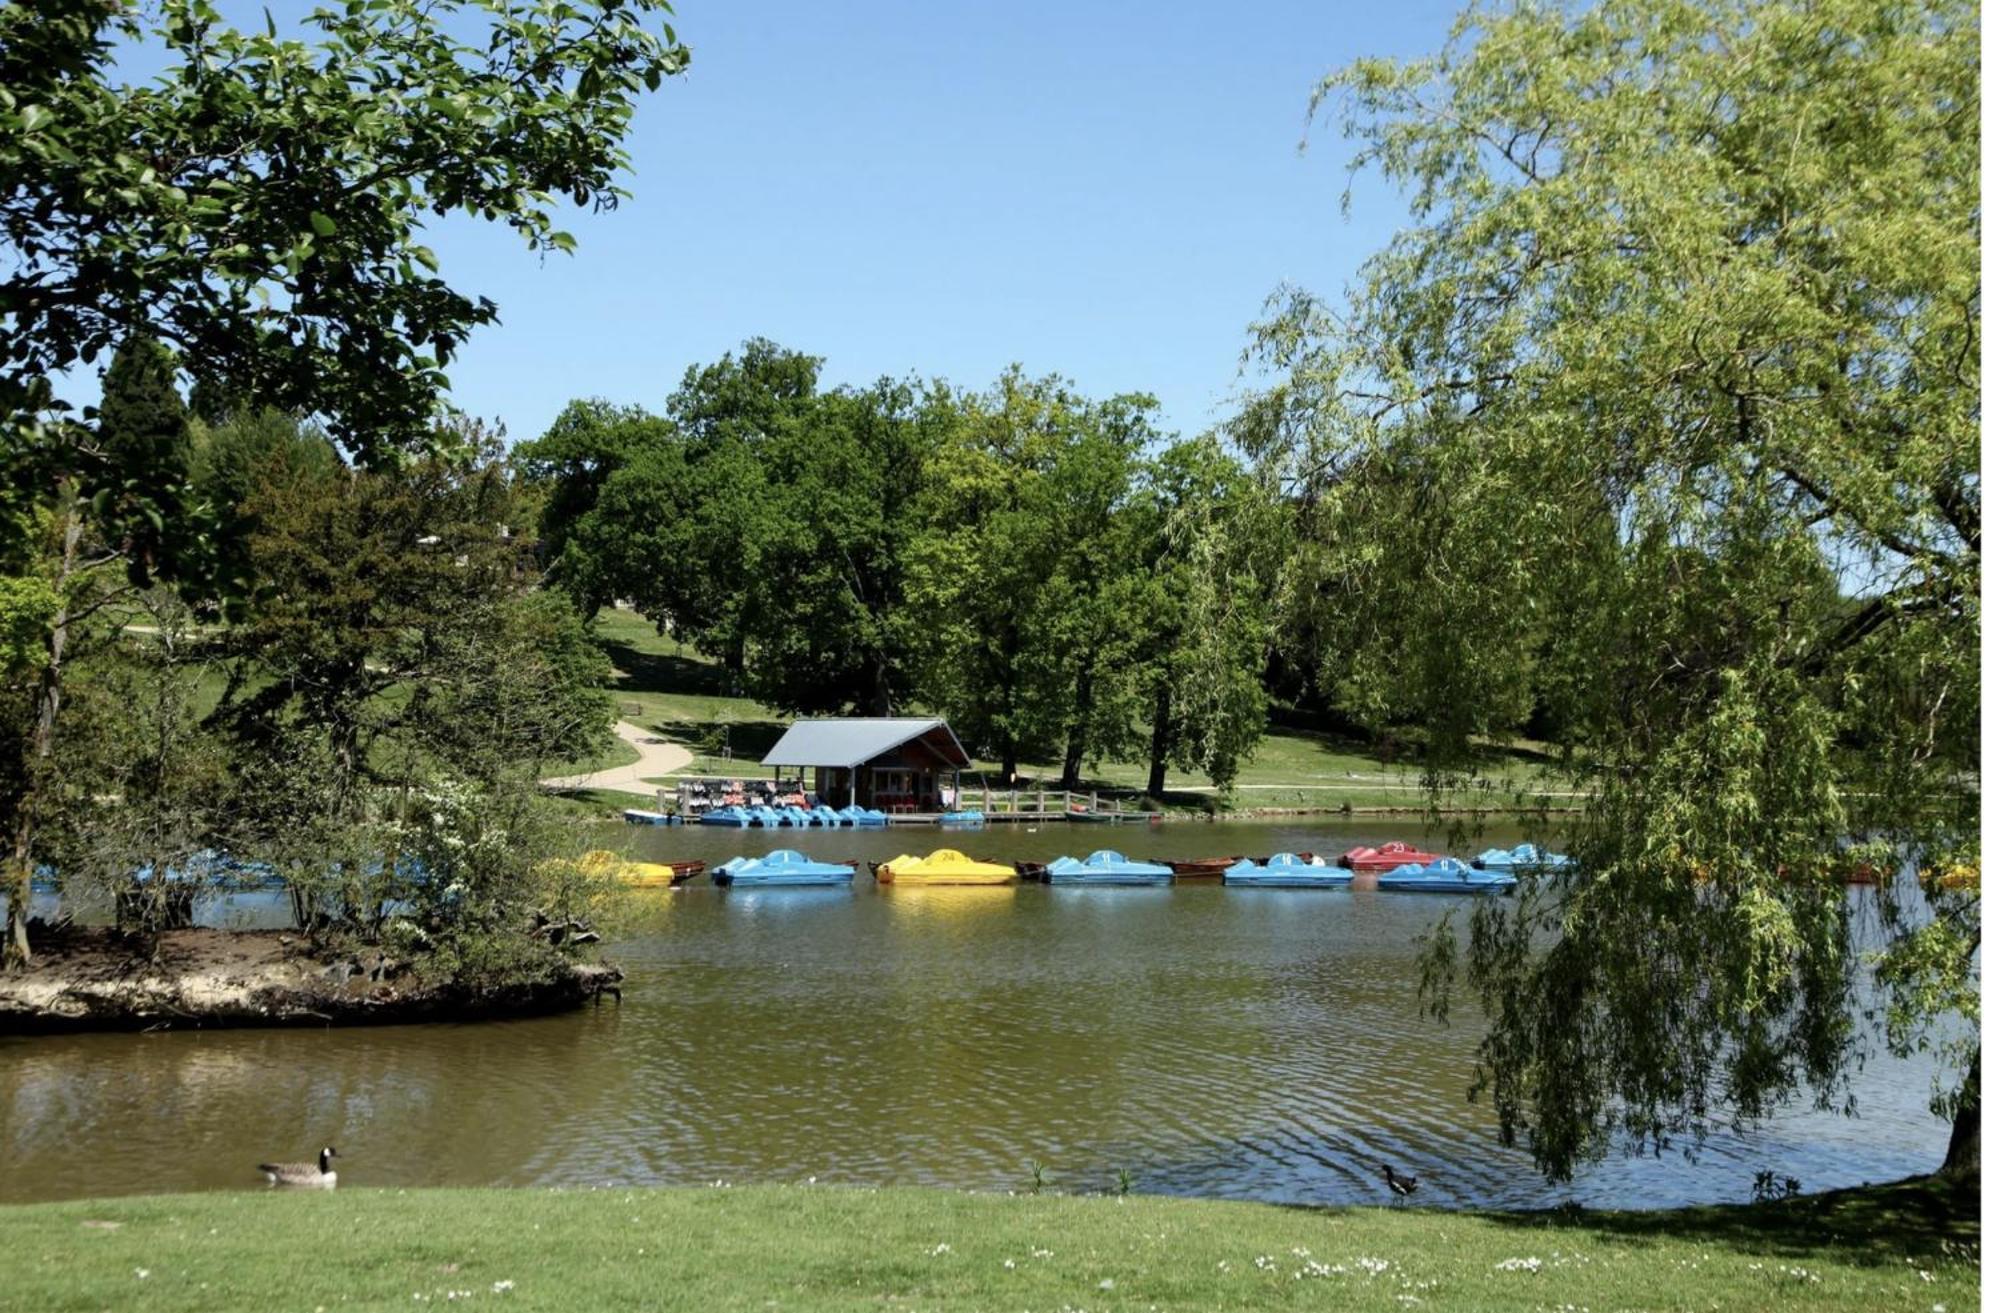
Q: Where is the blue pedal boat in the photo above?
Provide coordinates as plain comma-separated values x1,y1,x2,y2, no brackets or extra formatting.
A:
936,810,986,828
622,808,677,826
837,804,889,827
712,849,856,888
1378,857,1517,894
698,805,752,827
777,805,813,827
1472,843,1572,873
1223,852,1354,888
746,805,785,827
807,804,844,826
1044,850,1174,886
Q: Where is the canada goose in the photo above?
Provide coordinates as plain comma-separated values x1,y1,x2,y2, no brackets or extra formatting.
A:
258,1146,338,1188
1380,1162,1418,1200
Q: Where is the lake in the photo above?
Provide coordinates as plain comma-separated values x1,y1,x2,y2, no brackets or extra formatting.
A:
0,818,1952,1207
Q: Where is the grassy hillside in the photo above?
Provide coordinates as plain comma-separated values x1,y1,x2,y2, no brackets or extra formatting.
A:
0,1177,1973,1312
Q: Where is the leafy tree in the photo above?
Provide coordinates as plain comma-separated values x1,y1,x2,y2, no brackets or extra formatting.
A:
38,592,231,942
904,370,1081,780
1,0,689,459
1,0,681,963
93,336,198,590
744,378,952,715
1,336,208,964
190,407,340,604
511,399,676,618
1128,437,1272,797
1240,0,1978,1177
1020,393,1159,789
206,435,611,947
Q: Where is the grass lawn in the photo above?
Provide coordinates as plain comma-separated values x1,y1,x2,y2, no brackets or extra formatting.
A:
0,1177,1974,1312
586,607,1574,813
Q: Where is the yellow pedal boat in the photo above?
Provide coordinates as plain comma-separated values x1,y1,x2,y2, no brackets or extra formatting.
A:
873,849,1017,885
567,850,704,888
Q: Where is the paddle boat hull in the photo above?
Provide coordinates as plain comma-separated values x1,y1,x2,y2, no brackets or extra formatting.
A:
1163,857,1236,881
712,850,856,888
1377,857,1516,894
936,810,986,827
837,805,889,827
698,806,752,827
874,849,1017,885
622,809,677,826
1341,842,1441,873
1223,853,1352,888
1472,844,1572,873
1044,850,1174,886
619,859,705,888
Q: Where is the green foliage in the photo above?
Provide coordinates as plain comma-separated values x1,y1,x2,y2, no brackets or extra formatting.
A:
1242,0,1978,1178
94,336,197,589
387,777,607,992
190,407,339,603
0,0,689,460
523,351,1280,787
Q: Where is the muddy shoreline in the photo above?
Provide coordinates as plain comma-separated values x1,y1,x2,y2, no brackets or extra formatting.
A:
0,926,621,1035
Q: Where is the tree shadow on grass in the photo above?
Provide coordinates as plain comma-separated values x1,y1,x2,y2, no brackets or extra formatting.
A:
1477,1174,1977,1268
597,637,735,699
647,715,788,763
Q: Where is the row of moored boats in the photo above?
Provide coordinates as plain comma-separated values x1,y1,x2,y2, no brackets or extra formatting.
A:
610,841,1570,891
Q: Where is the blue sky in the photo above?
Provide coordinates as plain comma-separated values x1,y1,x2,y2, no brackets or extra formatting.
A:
424,0,1467,444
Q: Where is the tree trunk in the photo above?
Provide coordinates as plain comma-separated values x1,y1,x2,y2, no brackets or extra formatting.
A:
1941,1053,1979,1180
1146,683,1172,797
999,738,1018,788
1059,660,1094,791
5,495,82,969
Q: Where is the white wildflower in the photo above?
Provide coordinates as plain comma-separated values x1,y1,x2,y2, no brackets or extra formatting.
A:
1493,1256,1542,1273
928,1243,952,1257
491,1280,515,1294
133,1269,150,1280
1355,1256,1391,1276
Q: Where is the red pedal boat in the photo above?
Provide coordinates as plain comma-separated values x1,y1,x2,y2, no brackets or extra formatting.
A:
1341,842,1442,873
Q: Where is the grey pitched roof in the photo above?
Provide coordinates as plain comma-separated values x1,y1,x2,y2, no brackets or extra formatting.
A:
760,718,970,769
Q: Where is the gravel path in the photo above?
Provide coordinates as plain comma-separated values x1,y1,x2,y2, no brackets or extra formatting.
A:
540,721,693,796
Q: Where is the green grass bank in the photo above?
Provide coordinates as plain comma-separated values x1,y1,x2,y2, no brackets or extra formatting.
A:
0,1178,1975,1312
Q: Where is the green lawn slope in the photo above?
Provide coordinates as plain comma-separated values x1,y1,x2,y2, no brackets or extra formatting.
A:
0,1178,1974,1312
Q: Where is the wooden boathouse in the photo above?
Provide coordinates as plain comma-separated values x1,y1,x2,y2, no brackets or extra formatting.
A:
761,718,971,813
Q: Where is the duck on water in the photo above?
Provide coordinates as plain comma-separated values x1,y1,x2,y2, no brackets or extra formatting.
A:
259,1146,338,1189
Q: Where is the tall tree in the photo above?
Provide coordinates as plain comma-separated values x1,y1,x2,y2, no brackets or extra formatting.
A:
1,0,683,964
904,369,1079,780
1,336,205,964
1024,393,1158,789
1240,0,1978,1178
743,378,951,715
511,399,676,618
1128,437,1273,797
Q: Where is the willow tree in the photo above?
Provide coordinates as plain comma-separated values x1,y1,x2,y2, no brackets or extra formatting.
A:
1238,0,1978,1179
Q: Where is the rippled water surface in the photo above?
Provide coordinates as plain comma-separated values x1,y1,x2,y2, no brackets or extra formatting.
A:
0,819,1952,1207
